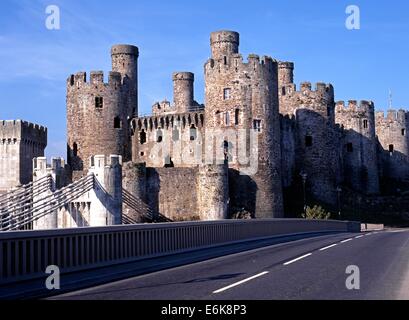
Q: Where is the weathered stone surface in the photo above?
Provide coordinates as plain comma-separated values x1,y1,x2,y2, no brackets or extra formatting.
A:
0,120,47,193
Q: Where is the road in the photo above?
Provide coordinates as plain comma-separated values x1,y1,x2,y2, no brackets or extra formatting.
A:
50,229,409,300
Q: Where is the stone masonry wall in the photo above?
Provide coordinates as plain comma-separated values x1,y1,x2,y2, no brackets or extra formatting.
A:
335,100,380,194
0,120,47,193
146,167,199,221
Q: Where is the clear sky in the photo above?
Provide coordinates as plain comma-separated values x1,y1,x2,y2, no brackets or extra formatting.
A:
1,0,409,158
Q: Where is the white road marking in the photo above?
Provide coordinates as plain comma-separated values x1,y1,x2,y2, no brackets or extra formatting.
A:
365,233,373,236
319,244,338,251
283,253,312,266
213,272,269,294
341,238,353,243
355,235,364,239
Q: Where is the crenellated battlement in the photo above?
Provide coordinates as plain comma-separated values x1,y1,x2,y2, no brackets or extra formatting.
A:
67,71,124,89
376,109,409,123
281,82,334,103
90,154,123,169
136,110,205,132
205,53,277,76
335,100,375,115
0,120,47,144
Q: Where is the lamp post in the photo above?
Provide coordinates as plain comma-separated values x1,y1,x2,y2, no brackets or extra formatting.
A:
300,171,308,215
336,186,342,220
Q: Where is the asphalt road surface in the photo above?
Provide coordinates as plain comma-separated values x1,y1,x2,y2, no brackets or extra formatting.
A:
51,229,409,300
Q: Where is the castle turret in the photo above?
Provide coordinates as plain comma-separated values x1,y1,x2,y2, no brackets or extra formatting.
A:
278,61,294,87
376,109,409,181
197,164,229,220
205,31,284,218
111,44,139,117
335,100,380,194
0,120,47,194
210,30,240,61
173,72,194,113
279,81,341,205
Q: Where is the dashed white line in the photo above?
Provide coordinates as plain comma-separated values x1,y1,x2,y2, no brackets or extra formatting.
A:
283,253,312,266
341,238,353,243
213,271,269,294
355,235,364,239
319,244,338,251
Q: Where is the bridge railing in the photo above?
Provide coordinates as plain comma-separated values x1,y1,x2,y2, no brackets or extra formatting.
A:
0,219,359,285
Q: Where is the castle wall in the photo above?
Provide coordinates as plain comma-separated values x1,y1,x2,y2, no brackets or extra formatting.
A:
279,82,341,205
146,167,200,221
376,110,409,181
133,111,205,167
280,115,297,188
204,31,283,218
0,120,47,193
335,100,380,194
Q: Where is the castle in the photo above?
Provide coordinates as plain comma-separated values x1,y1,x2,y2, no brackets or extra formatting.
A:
2,30,409,224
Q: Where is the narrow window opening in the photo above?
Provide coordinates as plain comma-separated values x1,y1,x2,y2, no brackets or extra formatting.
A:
402,129,406,136
140,152,145,157
70,75,74,86
95,97,103,109
140,130,147,144
225,112,230,126
157,129,163,143
305,136,313,147
190,125,197,141
253,120,262,132
235,109,240,125
73,143,78,157
363,120,368,129
224,56,227,65
114,117,122,129
389,144,394,153
282,87,286,96
223,88,231,100
215,111,221,125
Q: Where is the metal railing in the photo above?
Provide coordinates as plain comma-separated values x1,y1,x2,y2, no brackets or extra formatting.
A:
0,174,95,232
0,219,360,285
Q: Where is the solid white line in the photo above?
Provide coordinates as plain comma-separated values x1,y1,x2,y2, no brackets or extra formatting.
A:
319,244,338,251
355,235,364,239
283,253,312,266
341,238,353,243
213,272,269,294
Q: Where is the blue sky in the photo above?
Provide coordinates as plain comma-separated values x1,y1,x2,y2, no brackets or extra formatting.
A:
1,0,409,158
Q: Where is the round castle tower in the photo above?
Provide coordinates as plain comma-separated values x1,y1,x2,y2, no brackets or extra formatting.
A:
67,45,138,180
335,100,380,194
197,164,229,220
204,30,284,218
111,45,139,117
278,61,294,88
210,31,239,61
173,72,194,113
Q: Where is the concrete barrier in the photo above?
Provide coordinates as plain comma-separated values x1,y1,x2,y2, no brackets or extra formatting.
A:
361,223,384,231
0,219,359,286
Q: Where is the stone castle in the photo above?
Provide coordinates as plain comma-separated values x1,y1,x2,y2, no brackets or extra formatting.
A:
2,30,409,223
